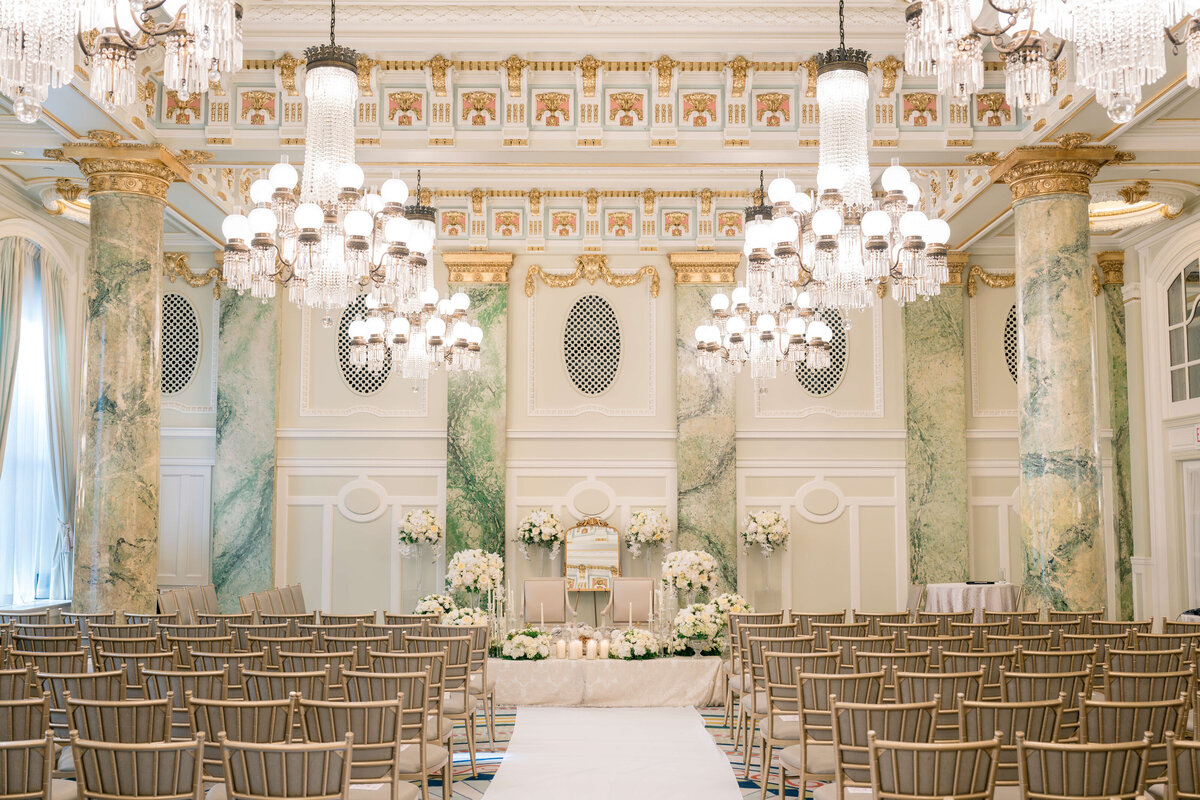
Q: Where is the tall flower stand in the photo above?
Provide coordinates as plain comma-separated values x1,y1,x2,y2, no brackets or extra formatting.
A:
744,544,784,612
399,542,441,613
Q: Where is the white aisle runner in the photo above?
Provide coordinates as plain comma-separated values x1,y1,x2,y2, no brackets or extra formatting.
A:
483,706,742,800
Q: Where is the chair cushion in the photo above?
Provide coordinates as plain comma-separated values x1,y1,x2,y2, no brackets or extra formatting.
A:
397,743,449,775
1147,784,1167,800
814,786,876,800
745,691,770,715
780,744,836,777
757,714,801,742
443,693,479,716
206,784,227,800
50,779,76,800
57,746,74,774
994,786,1023,800
469,673,496,694
350,783,420,800
425,715,454,741
729,674,747,695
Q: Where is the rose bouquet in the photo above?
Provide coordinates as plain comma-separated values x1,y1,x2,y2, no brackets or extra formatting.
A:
446,548,504,597
414,594,456,616
442,607,489,626
398,509,442,557
661,550,718,595
625,509,672,557
515,508,565,559
609,628,661,660
712,592,753,620
671,602,724,655
740,510,789,556
501,628,553,660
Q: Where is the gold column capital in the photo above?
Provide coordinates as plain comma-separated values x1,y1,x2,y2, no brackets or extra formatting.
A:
441,251,514,284
668,251,740,284
945,251,969,287
55,134,191,201
987,138,1116,201
1096,250,1126,286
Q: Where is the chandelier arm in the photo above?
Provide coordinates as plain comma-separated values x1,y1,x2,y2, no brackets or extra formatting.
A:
77,29,98,57
1165,21,1196,49
125,3,186,40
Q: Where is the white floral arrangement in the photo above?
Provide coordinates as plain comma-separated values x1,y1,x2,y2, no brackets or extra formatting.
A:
625,509,672,557
442,607,489,626
414,594,456,616
661,550,718,593
671,602,724,652
740,510,790,556
446,548,504,594
515,508,565,560
501,628,553,660
713,592,753,619
609,628,661,660
398,509,443,557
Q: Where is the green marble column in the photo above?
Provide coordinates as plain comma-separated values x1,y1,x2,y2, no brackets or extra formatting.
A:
71,144,189,613
445,254,511,557
904,257,968,584
672,256,738,593
212,290,279,610
1098,251,1134,619
992,146,1113,611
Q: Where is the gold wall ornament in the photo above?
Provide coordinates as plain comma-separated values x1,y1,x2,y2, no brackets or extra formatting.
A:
681,92,718,125
801,56,818,97
470,187,485,215
426,54,451,97
535,92,570,123
528,187,542,214
461,91,497,123
525,254,661,298
163,252,223,298
755,91,790,123
502,54,528,95
387,91,422,123
1112,150,1137,165
727,55,750,97
1056,131,1093,149
1117,180,1151,205
965,151,1001,166
872,55,903,97
976,92,1012,125
966,264,1016,298
442,251,514,284
903,92,938,122
1096,251,1125,286
653,55,677,96
945,251,969,286
273,52,302,96
668,251,739,284
356,54,377,95
176,150,212,165
86,130,123,146
138,79,156,118
642,188,657,216
699,188,714,216
609,91,644,123
989,143,1116,201
577,54,601,97
585,188,600,215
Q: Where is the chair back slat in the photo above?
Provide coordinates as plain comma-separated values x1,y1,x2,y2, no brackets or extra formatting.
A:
958,695,1064,784
187,696,294,782
66,694,173,743
867,733,1001,800
1015,735,1150,800
219,735,353,800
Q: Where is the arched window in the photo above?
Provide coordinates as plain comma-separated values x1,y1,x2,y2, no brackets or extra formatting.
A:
1167,259,1200,402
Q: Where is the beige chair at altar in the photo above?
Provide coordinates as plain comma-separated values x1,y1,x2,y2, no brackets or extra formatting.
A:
522,578,575,626
601,578,655,626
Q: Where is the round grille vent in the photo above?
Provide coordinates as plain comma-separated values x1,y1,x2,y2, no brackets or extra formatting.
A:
563,294,621,395
161,293,200,395
796,309,848,397
337,295,391,394
1004,305,1019,383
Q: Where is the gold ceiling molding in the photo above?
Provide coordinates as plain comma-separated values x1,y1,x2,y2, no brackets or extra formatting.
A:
442,251,514,284
525,254,660,298
668,251,740,285
966,265,1016,298
163,252,223,298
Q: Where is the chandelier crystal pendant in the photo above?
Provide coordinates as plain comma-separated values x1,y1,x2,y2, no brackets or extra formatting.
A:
0,0,241,121
220,0,481,383
904,0,1200,124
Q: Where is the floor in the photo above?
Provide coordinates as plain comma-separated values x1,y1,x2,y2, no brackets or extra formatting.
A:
440,707,819,799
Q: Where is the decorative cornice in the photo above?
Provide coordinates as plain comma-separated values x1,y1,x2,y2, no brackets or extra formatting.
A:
966,265,1016,298
1096,250,1125,287
987,134,1116,201
525,254,661,297
163,252,223,298
668,251,740,284
945,251,968,287
441,251,514,283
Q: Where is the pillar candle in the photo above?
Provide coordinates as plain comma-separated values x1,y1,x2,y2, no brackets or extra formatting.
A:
628,602,633,625
586,639,598,659
569,640,583,660
556,639,567,660
539,603,544,628
599,639,610,659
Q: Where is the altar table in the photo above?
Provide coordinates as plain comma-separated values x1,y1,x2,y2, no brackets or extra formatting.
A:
924,582,1020,620
489,655,725,707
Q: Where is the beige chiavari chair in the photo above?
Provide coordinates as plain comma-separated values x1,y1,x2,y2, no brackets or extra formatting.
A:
986,633,1051,654
65,694,173,743
896,669,985,740
1135,632,1200,657
363,653,450,747
280,651,356,701
984,610,1040,634
952,622,1012,652
0,731,73,800
855,651,931,702
186,695,295,793
190,651,264,700
11,634,80,654
364,624,422,652
403,634,478,777
12,650,87,676
1166,731,1200,800
740,635,814,762
879,622,938,650
0,611,49,625
383,614,429,627
830,635,894,671
321,612,377,627
342,671,450,800
296,696,421,800
1000,667,1092,740
867,733,1001,800
93,649,175,699
142,668,227,739
13,623,78,638
783,671,886,793
428,624,495,747
812,698,938,800
0,693,51,742
958,694,1063,794
811,623,869,651
1093,619,1152,636
244,667,330,702
725,612,786,727
755,650,826,793
1165,618,1200,634
1048,608,1105,631
218,735,353,800
941,650,1017,702
323,635,390,669
1061,633,1130,684
792,611,847,637
1109,647,1186,674
61,611,115,629
1015,734,1150,800
1018,647,1097,675
39,670,123,758
1080,694,1187,784
0,665,35,700
1104,667,1196,706
917,611,974,636
732,622,802,730
91,633,164,656
852,611,911,635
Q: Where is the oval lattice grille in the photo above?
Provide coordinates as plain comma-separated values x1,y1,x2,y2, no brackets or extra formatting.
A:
1004,304,1019,383
563,294,621,395
795,309,848,397
337,295,391,394
161,293,200,395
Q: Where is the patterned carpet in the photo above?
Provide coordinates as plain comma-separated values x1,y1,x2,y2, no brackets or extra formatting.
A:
438,707,820,799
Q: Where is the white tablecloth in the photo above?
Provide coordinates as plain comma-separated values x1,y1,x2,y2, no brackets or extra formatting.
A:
924,582,1020,620
489,655,725,707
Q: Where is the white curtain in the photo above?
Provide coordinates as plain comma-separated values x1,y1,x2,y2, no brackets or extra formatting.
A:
38,248,74,600
0,237,21,470
0,240,65,605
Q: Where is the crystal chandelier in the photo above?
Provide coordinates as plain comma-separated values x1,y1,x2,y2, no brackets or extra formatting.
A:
695,3,950,381
905,0,1200,124
0,0,241,122
219,1,481,383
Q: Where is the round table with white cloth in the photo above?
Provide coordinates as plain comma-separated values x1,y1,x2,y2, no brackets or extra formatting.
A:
489,655,725,707
923,582,1020,620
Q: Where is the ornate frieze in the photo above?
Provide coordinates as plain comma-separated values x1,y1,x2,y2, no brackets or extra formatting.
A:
525,254,660,297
